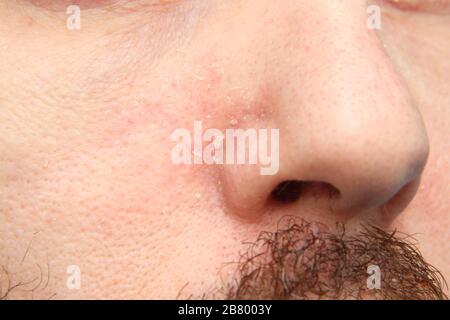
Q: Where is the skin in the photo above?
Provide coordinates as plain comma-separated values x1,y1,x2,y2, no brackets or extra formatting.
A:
0,0,448,299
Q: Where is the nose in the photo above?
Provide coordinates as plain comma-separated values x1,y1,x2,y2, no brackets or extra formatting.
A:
219,0,429,220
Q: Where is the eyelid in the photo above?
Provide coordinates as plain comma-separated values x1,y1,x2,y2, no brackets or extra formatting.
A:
385,0,450,14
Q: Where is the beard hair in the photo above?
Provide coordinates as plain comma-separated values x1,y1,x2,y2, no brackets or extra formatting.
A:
210,217,448,300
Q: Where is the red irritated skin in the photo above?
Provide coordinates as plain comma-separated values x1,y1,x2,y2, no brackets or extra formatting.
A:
0,0,449,299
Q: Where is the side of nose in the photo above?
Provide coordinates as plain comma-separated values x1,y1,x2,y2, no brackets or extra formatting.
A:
219,1,429,220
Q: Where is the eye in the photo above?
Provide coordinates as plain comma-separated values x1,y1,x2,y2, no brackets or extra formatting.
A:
384,0,450,14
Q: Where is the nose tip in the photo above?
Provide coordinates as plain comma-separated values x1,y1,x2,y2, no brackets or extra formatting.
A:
318,133,430,213
220,122,429,221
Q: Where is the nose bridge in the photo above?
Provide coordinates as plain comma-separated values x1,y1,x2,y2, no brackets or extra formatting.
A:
268,0,408,141
277,0,401,113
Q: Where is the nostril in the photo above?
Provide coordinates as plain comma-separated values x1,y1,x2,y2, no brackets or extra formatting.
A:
271,180,306,203
270,180,341,203
382,178,422,224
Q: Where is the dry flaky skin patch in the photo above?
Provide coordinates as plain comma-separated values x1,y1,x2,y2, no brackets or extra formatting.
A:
217,218,448,300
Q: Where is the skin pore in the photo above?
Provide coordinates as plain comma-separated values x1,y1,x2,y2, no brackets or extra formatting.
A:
0,0,449,299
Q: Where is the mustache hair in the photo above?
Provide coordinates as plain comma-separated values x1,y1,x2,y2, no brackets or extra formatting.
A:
218,218,448,300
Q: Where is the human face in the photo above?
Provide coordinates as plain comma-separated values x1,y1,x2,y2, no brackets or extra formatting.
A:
0,0,448,299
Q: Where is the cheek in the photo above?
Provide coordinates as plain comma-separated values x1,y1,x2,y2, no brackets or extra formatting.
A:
90,56,224,151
